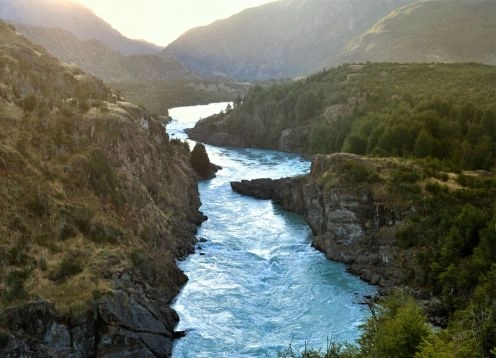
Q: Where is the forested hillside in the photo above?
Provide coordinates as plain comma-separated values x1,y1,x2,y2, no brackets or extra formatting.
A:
190,63,496,171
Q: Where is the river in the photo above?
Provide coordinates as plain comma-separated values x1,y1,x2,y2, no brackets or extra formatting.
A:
167,103,376,357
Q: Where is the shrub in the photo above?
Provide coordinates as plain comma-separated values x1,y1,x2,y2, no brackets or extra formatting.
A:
88,221,122,244
86,150,123,207
20,94,36,115
59,222,78,240
358,292,431,358
341,161,381,184
391,166,422,184
27,187,51,216
3,269,30,302
49,251,84,283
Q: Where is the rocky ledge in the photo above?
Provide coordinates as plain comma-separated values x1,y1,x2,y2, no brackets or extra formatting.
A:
186,120,249,149
231,153,447,323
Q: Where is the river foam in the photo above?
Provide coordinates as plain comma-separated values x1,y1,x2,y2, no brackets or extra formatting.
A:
168,103,376,357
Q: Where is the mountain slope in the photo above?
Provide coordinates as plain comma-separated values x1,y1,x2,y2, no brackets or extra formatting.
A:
163,0,412,80
330,0,496,66
15,24,193,82
13,24,249,114
0,0,161,54
0,20,203,356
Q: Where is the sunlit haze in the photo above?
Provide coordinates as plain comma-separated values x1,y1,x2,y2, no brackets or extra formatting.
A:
71,0,277,47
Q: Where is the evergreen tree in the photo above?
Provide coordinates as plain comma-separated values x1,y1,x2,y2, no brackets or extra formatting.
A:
414,129,434,158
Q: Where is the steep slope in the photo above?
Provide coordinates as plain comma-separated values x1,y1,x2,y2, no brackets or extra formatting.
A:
0,0,161,54
188,62,496,171
163,0,412,80
15,24,193,82
14,24,250,114
0,21,203,356
330,0,496,66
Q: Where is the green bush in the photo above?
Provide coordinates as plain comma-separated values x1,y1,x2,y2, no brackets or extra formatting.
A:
358,292,431,358
86,150,123,207
3,269,30,303
341,161,381,184
49,251,84,283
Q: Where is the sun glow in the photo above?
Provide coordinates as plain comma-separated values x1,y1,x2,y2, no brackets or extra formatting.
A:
70,0,277,47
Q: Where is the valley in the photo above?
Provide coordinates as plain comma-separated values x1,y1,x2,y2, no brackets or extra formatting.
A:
0,0,495,356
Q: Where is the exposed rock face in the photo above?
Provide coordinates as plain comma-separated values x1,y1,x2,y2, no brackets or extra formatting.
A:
231,154,411,290
191,143,221,180
186,117,249,149
2,271,183,357
231,177,306,214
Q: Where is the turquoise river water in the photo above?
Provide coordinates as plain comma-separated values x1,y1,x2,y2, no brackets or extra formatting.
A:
167,103,376,357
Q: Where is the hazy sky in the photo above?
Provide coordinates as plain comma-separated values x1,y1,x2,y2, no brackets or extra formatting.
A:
71,0,277,47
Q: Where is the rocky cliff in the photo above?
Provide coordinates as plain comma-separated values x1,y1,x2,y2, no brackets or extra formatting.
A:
231,154,450,322
0,21,203,356
232,154,411,288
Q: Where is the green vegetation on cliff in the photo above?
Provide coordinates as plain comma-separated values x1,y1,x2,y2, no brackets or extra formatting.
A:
196,63,496,171
277,157,496,356
0,21,200,353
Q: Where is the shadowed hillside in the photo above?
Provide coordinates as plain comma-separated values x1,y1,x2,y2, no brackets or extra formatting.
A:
163,0,411,80
0,0,161,54
0,21,203,356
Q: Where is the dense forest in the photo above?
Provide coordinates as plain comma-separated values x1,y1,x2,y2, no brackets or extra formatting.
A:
199,63,496,171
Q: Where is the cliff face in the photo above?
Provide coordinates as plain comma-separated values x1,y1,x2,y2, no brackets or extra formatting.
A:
232,154,415,288
0,22,203,356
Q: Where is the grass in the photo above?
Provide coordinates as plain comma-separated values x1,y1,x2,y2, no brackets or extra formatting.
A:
0,21,199,318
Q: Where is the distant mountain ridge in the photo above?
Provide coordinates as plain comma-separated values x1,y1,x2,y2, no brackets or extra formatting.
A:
163,0,496,80
328,0,496,67
0,0,161,55
162,0,413,80
15,24,194,82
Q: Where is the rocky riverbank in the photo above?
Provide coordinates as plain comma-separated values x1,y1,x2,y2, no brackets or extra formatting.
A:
231,153,448,324
0,22,205,357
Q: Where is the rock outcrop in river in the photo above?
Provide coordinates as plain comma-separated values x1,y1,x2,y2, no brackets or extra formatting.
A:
231,154,430,288
232,153,409,288
232,153,452,323
191,143,221,180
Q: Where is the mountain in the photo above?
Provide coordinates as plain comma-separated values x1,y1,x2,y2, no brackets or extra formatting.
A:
13,24,249,114
329,0,496,66
15,24,193,82
0,0,161,54
163,0,412,80
0,20,203,356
